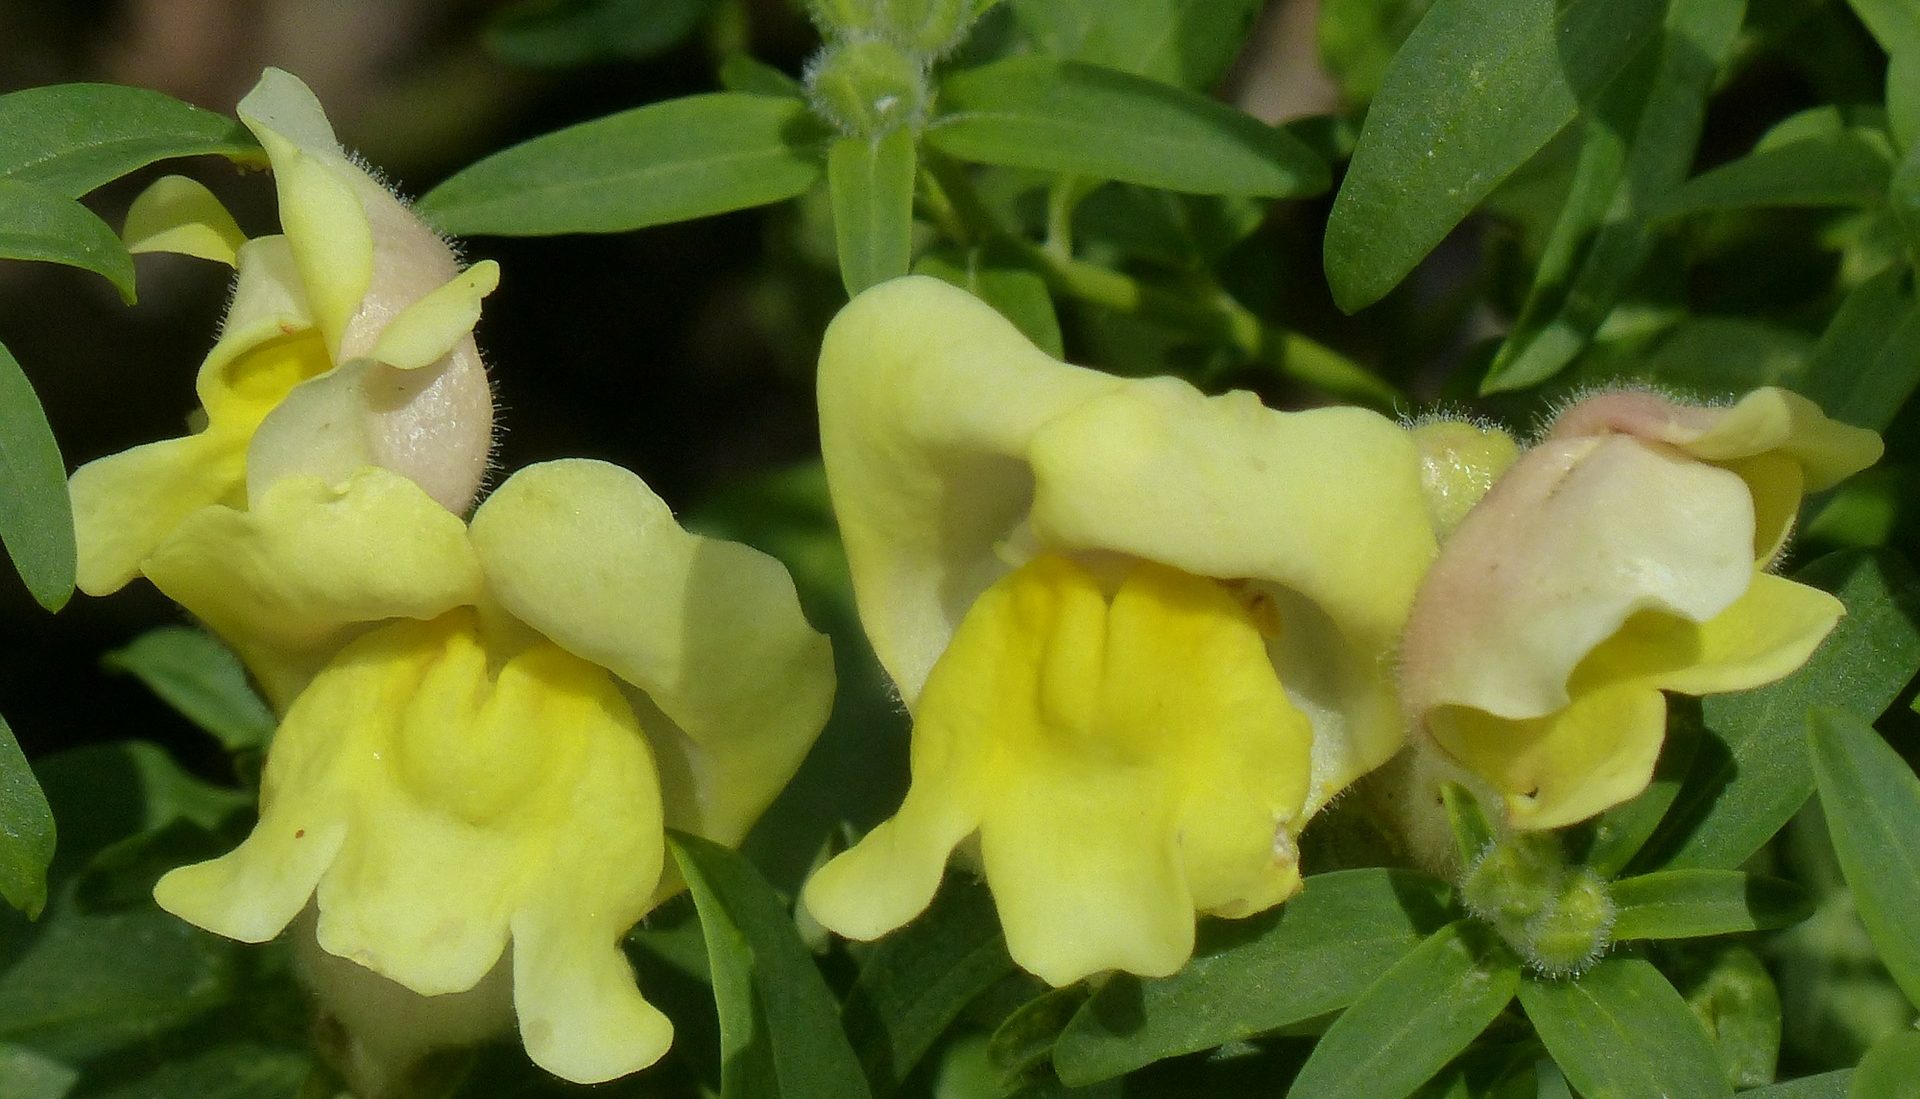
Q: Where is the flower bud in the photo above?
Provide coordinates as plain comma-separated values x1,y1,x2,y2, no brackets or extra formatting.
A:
805,36,931,138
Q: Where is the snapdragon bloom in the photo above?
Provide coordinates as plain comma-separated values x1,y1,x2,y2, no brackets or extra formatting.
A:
1400,388,1882,829
800,276,1438,984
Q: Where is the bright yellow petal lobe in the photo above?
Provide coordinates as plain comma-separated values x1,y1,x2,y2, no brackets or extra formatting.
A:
122,175,247,266
804,554,1311,987
154,609,673,1084
69,327,331,596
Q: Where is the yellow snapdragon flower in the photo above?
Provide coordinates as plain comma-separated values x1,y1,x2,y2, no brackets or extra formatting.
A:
1400,388,1882,830
70,68,496,597
799,276,1437,986
149,460,834,1083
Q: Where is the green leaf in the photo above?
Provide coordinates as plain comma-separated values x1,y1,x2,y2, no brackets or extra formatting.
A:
1608,870,1812,941
1742,1071,1852,1098
1794,265,1920,432
1851,1030,1920,1099
1518,957,1733,1099
1637,550,1920,872
1890,52,1920,155
1052,869,1453,1085
667,832,871,1099
841,878,1013,1097
928,58,1328,198
1285,921,1520,1099
0,341,74,613
0,179,134,301
719,54,804,99
417,93,827,236
102,627,275,753
1656,131,1895,219
1580,700,1705,878
1318,0,1434,105
1665,943,1781,1089
0,1043,74,1099
1323,0,1666,311
1008,0,1264,90
483,0,716,67
1808,707,1920,1009
0,715,52,920
829,130,916,297
1846,0,1920,59
1442,782,1495,866
0,84,257,197
913,246,1064,358
1481,0,1744,393
986,984,1088,1086
80,1043,310,1099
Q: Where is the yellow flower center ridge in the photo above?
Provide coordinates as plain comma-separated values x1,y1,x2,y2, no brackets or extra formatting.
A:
806,552,1315,984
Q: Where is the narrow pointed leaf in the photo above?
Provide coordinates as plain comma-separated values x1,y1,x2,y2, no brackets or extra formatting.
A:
0,713,54,919
1851,1031,1920,1099
1284,921,1519,1099
0,180,134,301
102,627,274,753
1845,0,1920,58
1519,957,1733,1099
1008,0,1265,90
1608,870,1811,941
841,878,1014,1097
1053,869,1453,1084
1636,550,1920,872
0,341,74,613
0,84,257,197
1808,707,1920,1009
417,93,827,236
1655,131,1894,218
1794,265,1920,432
829,130,916,297
1481,0,1743,393
929,58,1328,197
668,832,872,1099
1324,0,1666,311
483,0,715,67
1740,1070,1851,1097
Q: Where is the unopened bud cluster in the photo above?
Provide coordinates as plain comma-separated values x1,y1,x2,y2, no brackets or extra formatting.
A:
803,0,989,137
1460,832,1615,977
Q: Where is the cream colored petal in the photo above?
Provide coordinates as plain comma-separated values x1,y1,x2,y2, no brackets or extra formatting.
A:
1674,388,1883,490
1025,382,1433,787
801,784,980,941
469,459,834,846
511,906,673,1084
141,468,483,706
1427,684,1670,831
69,432,243,595
1579,572,1842,698
817,275,1124,701
1401,435,1756,722
217,235,314,339
236,69,372,360
153,818,347,943
370,261,500,371
122,175,246,266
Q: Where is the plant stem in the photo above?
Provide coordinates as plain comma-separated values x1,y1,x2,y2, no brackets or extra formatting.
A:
920,154,1407,410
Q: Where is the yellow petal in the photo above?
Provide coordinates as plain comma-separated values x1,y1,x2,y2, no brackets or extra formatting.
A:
469,459,834,846
122,175,246,266
1677,387,1883,490
1579,572,1842,698
816,275,1123,701
1026,383,1434,789
370,261,500,371
141,468,483,707
160,611,672,1086
808,555,1310,985
1427,684,1670,831
69,432,244,595
217,235,314,338
237,69,372,360
1402,435,1755,722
